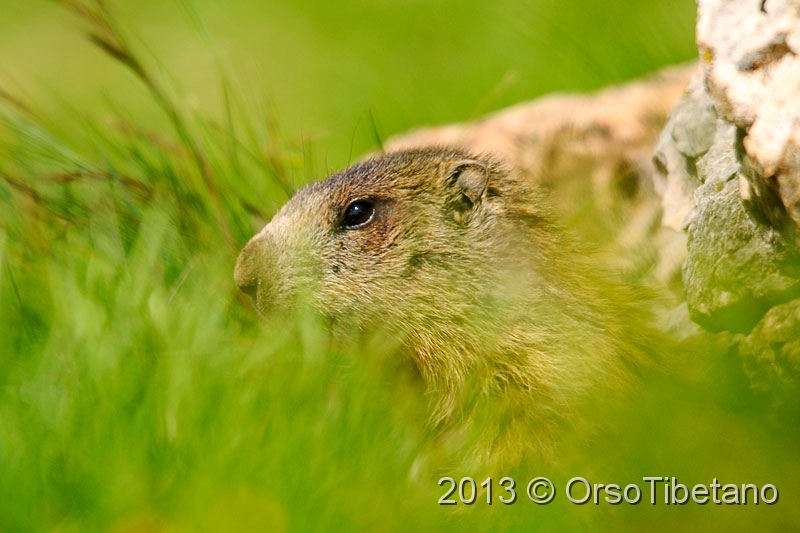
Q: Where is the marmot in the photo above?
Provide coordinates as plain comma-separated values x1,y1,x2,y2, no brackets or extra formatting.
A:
234,147,658,466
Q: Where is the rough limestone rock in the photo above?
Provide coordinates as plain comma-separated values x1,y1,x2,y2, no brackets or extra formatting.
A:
683,164,800,332
652,71,713,232
655,0,800,399
698,0,800,229
739,298,800,406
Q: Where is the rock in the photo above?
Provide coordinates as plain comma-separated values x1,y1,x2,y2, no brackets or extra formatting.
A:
683,169,800,332
654,0,800,399
697,0,800,229
739,298,800,405
653,70,713,231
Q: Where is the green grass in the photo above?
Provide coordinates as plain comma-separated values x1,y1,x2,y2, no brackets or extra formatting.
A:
1,1,798,531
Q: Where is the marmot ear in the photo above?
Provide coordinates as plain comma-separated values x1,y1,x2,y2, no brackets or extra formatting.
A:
447,160,489,212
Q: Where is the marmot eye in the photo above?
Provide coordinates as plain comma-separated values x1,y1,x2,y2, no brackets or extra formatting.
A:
341,199,375,228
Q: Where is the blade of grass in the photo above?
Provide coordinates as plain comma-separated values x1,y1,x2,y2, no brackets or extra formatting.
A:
55,0,233,248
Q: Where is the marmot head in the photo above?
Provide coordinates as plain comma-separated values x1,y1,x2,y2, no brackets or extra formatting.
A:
234,147,552,334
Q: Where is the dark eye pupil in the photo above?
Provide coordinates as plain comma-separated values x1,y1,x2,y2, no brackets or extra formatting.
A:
343,199,375,228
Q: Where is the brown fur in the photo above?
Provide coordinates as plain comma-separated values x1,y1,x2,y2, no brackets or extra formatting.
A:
235,147,659,467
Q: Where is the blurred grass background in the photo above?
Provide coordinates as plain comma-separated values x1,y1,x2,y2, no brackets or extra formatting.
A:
0,0,798,531
0,0,697,172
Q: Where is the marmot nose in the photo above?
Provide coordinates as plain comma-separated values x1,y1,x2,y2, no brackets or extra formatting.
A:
234,240,261,299
237,275,258,298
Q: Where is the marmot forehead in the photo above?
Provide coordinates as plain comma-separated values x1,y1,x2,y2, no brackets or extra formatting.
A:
299,147,488,203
